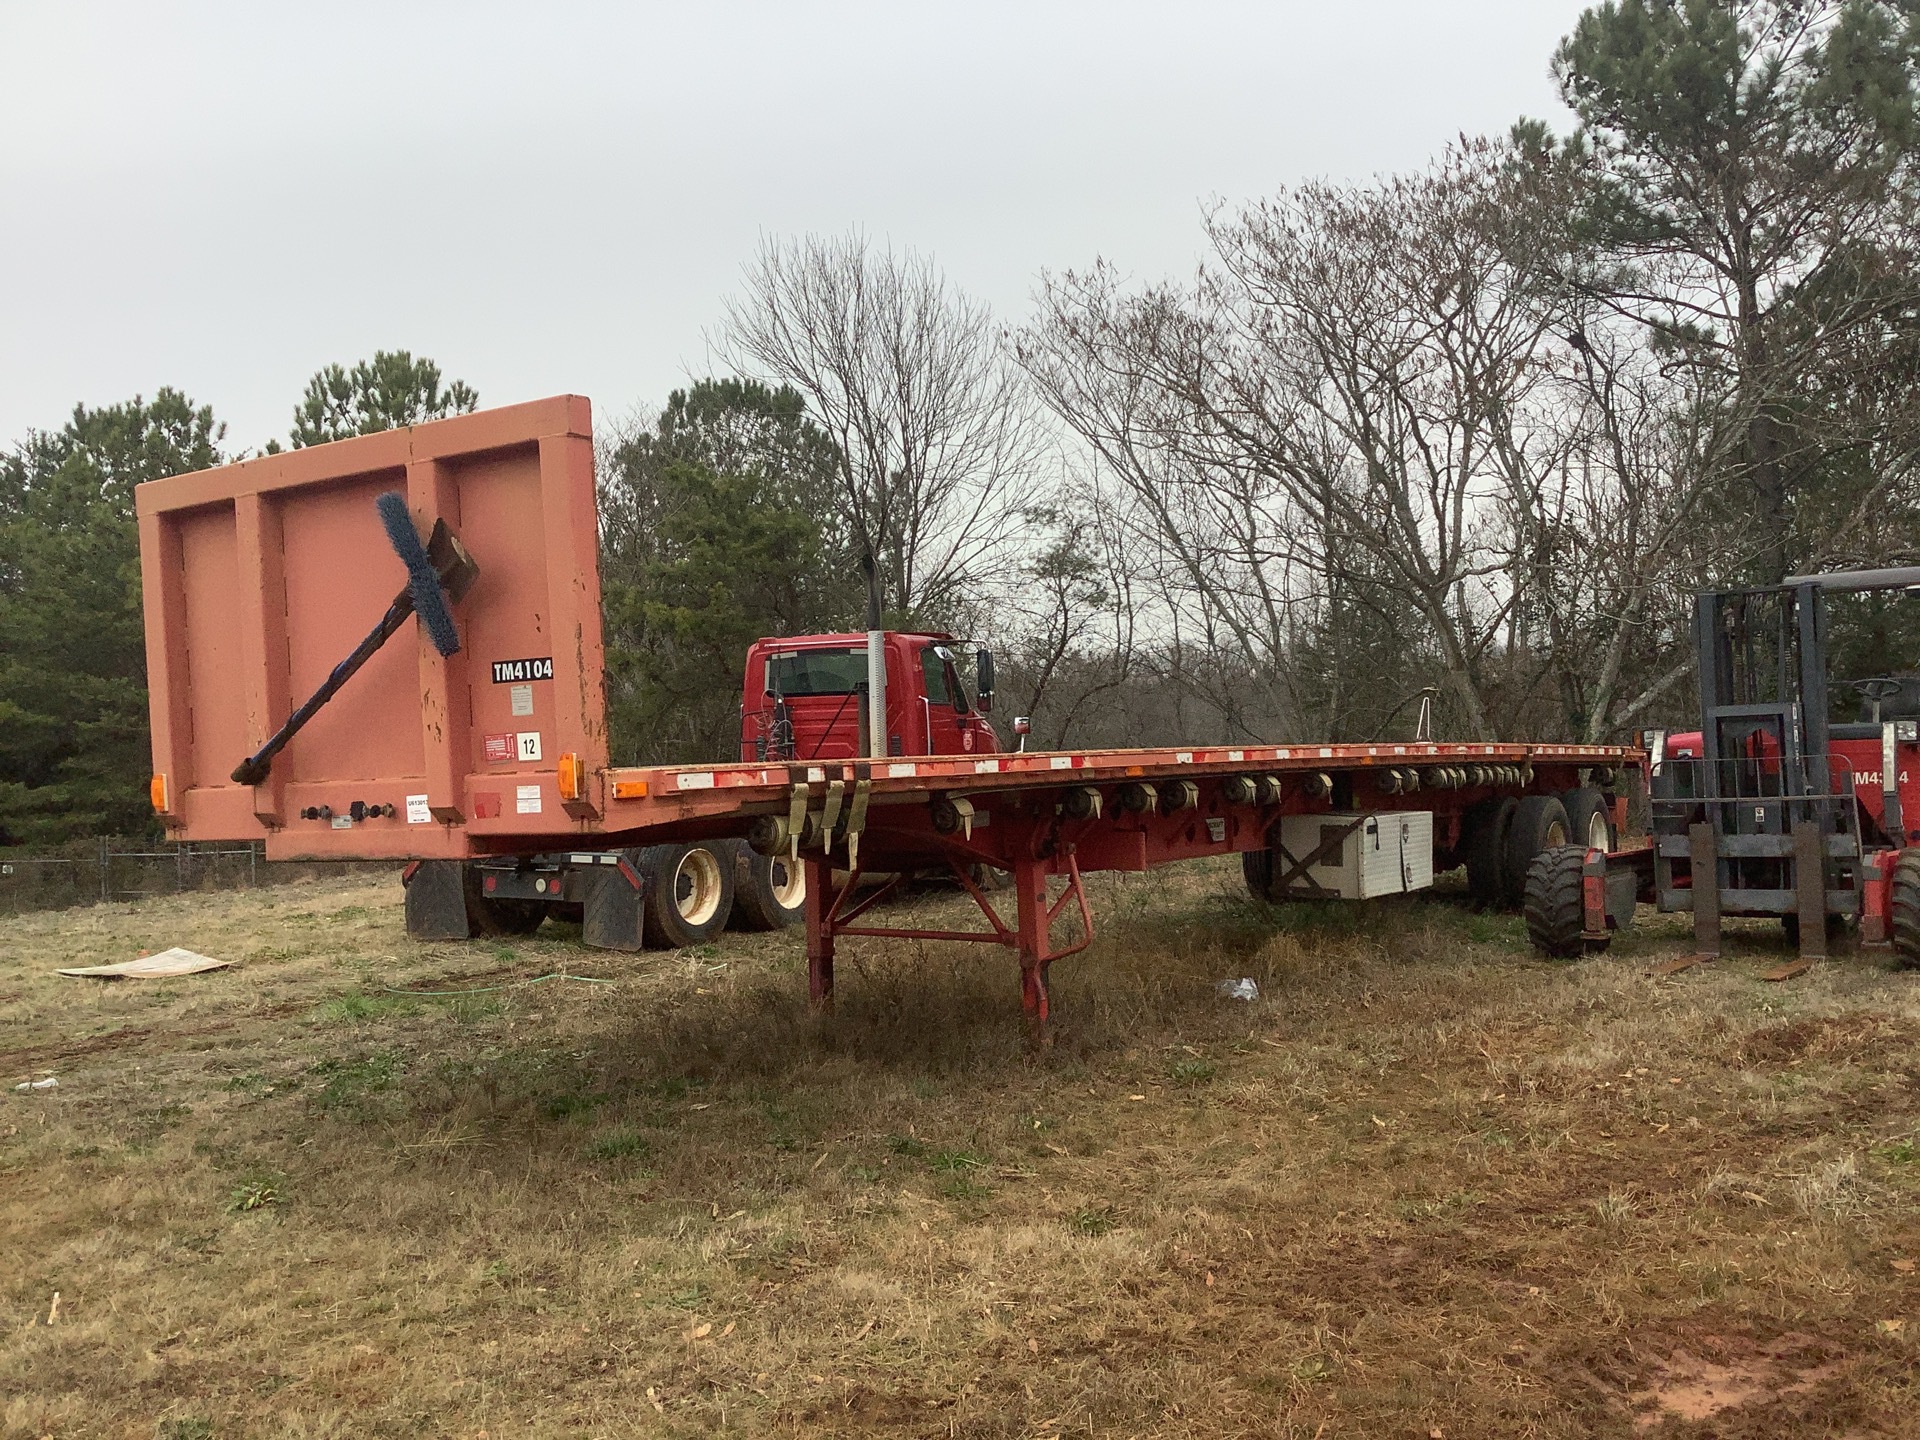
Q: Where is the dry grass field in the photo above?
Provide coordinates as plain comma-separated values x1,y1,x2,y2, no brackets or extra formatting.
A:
3,861,1918,1438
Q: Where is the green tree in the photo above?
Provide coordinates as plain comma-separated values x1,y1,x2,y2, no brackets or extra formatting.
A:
598,379,857,764
0,391,225,844
287,349,477,448
1542,0,1920,582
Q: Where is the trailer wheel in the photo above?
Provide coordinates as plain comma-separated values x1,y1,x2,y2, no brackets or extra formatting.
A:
1243,846,1277,902
637,842,736,949
728,841,805,931
461,864,547,936
1887,848,1920,969
1560,787,1617,851
1502,795,1570,908
1463,797,1516,907
1523,844,1602,958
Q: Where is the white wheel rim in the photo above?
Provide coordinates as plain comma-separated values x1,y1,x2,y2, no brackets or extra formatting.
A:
769,856,805,909
673,848,723,926
1583,811,1609,848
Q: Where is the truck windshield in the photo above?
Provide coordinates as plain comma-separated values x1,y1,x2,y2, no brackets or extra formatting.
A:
767,648,868,696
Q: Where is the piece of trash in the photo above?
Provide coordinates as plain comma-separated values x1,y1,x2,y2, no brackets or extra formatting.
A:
13,1077,57,1092
59,947,230,980
1216,978,1259,1001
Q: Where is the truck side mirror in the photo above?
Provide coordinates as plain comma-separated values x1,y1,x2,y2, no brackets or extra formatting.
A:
975,648,995,712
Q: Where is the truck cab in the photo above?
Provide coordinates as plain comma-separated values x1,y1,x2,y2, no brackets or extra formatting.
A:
740,631,1001,762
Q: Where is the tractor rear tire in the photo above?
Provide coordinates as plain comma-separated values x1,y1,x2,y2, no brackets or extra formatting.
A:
1523,844,1601,958
728,841,806,931
1560,786,1617,852
636,842,736,949
1889,848,1920,970
1502,795,1571,909
461,864,547,937
1464,797,1517,908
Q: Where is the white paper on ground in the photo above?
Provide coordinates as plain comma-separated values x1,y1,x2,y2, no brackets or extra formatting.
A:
59,948,231,979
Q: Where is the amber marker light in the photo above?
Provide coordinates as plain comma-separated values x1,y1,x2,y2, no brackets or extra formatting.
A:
611,778,649,800
557,753,584,801
149,773,171,813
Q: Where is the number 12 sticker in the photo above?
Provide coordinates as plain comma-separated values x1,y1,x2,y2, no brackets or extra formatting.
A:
517,732,542,762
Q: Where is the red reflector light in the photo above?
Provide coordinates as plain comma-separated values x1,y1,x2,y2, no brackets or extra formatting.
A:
483,874,497,893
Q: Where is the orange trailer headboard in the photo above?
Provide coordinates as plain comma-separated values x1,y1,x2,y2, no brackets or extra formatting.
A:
135,396,609,860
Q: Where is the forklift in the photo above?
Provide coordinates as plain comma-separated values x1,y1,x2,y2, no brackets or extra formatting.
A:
1648,567,1920,977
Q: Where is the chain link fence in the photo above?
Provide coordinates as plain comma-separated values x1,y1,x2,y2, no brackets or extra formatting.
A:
0,838,387,915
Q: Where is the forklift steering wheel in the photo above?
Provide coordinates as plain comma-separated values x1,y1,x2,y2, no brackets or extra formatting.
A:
1853,677,1906,724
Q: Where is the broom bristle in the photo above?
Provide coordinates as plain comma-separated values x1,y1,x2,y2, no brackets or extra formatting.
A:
376,492,461,657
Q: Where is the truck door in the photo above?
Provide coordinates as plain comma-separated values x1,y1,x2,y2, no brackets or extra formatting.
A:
919,645,975,755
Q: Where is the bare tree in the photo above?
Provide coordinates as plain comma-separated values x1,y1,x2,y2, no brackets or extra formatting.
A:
1021,143,1579,740
720,234,1045,623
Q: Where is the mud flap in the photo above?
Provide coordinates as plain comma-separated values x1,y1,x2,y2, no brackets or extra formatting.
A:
581,857,646,951
404,860,472,940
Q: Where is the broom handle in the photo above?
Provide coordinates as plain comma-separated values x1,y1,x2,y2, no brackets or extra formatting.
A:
229,586,415,787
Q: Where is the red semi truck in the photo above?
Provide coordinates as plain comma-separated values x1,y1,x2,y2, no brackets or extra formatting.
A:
135,397,1646,1030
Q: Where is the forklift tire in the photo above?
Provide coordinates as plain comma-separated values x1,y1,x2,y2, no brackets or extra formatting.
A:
1463,796,1517,907
1888,848,1920,970
1501,795,1570,908
728,841,806,931
637,842,736,949
1523,844,1604,958
461,864,547,937
1560,787,1617,852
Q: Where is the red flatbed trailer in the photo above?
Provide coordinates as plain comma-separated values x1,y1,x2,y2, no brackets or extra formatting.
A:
136,397,1645,1029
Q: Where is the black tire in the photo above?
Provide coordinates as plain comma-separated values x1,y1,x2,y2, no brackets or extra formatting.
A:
636,842,736,949
968,862,1012,893
1885,848,1920,970
1524,844,1603,958
1560,787,1617,852
1502,795,1571,908
1243,846,1277,902
1463,796,1517,907
728,841,806,931
461,864,547,937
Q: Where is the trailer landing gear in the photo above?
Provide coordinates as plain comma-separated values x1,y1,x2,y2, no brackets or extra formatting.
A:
803,850,1093,1046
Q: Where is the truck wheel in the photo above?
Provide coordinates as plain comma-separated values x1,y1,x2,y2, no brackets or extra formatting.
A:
1463,797,1516,907
1502,795,1570,908
1886,848,1920,969
461,864,546,936
1560,787,1617,851
968,862,1012,893
1523,844,1604,958
638,842,736,949
728,841,805,931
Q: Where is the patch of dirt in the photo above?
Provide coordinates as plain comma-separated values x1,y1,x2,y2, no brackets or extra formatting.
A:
1629,1331,1848,1429
1737,1013,1913,1065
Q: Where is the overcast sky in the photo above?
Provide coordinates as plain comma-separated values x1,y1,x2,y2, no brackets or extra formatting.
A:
0,1,1589,456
